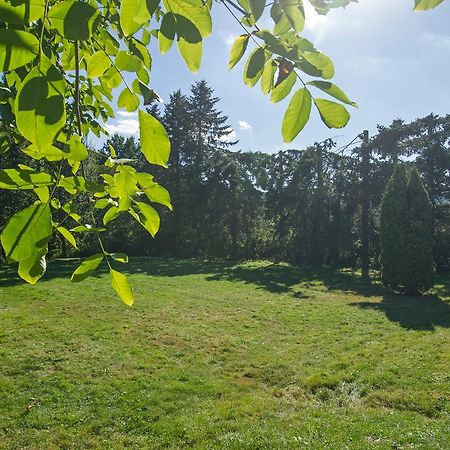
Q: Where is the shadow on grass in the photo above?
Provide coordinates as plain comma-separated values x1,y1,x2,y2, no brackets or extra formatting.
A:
352,293,450,331
1,257,449,331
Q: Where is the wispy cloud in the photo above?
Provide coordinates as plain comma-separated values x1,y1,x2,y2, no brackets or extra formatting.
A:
105,118,139,136
422,32,450,48
117,111,138,118
239,120,253,131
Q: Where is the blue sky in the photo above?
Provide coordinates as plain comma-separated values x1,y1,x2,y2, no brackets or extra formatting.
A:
105,0,450,154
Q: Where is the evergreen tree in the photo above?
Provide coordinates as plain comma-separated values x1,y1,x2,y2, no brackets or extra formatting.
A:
380,164,409,291
404,166,434,294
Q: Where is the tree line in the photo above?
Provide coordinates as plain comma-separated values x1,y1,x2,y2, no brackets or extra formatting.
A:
1,80,449,275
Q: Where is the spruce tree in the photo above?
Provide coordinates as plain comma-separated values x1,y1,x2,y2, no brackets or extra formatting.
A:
404,166,434,294
380,164,409,291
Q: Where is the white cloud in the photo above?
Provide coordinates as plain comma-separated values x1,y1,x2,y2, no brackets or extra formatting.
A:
422,33,450,48
239,120,253,131
219,128,237,142
105,118,139,136
117,111,138,118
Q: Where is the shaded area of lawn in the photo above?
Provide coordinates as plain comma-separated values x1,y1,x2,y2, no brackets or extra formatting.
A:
1,257,449,332
0,258,449,448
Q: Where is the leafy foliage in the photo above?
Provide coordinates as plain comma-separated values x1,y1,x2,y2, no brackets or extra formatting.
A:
380,165,435,294
0,0,446,304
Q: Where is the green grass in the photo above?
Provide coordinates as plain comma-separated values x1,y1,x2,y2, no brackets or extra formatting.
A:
0,258,449,449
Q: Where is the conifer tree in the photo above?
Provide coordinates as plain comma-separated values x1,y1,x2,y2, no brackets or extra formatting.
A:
404,166,434,294
380,164,409,291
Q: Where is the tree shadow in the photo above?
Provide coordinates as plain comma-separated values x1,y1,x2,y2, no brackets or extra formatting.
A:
2,257,449,331
0,257,235,288
352,293,450,331
205,263,386,298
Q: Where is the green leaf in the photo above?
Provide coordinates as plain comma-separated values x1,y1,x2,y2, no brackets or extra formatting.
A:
132,202,160,237
34,186,49,203
120,0,151,37
176,15,203,72
15,56,66,151
163,0,212,37
249,0,265,21
118,87,140,112
65,135,89,162
103,206,118,225
261,60,277,94
314,98,350,128
110,253,129,263
71,254,104,282
57,226,77,249
0,29,39,71
244,47,266,87
115,51,142,72
271,70,296,103
0,168,53,190
48,0,99,40
301,51,334,79
414,0,445,10
110,269,134,306
0,0,45,24
136,173,172,209
0,203,52,262
281,0,305,33
307,80,357,107
229,34,250,70
159,12,176,54
87,51,112,78
138,109,171,167
18,247,47,285
282,88,312,142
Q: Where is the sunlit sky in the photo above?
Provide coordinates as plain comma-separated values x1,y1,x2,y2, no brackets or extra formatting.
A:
104,0,450,153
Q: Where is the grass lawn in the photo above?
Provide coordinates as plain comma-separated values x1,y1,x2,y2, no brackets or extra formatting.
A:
0,258,449,449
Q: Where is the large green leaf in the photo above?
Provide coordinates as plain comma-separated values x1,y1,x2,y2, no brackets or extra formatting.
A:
138,109,171,167
244,47,266,87
314,98,350,128
71,253,104,282
0,29,39,71
115,51,142,72
0,203,52,262
300,51,334,79
18,247,47,285
414,0,445,10
0,168,53,190
271,70,297,103
0,0,45,24
176,15,203,72
281,0,305,33
120,0,151,37
110,269,134,306
307,80,357,106
15,56,66,151
249,0,265,21
136,173,172,209
163,0,212,37
48,0,99,40
135,202,160,236
57,226,77,249
87,51,112,78
282,88,312,142
118,87,140,112
229,34,250,70
159,12,176,54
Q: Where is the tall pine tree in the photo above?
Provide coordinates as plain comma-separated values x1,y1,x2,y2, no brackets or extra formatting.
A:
380,164,409,291
404,166,434,294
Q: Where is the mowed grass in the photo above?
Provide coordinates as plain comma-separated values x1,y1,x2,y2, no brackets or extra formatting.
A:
0,258,449,449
